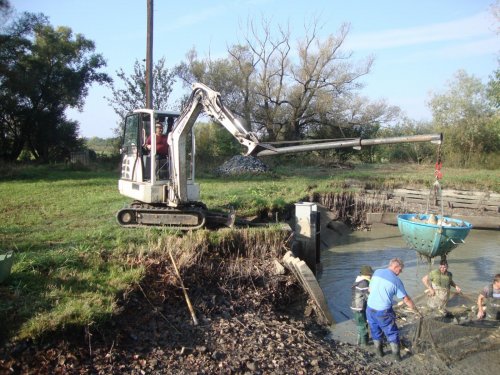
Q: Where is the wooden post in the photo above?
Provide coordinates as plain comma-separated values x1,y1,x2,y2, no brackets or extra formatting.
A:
146,0,153,109
169,250,199,326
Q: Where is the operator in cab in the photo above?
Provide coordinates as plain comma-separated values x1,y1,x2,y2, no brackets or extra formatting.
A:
146,122,168,157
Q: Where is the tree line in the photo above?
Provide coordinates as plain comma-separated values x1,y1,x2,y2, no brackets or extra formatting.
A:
1,3,499,167
0,3,110,162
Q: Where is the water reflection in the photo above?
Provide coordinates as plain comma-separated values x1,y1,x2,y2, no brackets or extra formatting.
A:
319,224,500,324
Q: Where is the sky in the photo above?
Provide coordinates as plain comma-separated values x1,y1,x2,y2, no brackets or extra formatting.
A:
9,0,499,139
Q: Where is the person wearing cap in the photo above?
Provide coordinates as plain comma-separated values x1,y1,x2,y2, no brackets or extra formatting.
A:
422,259,462,312
366,258,420,362
146,122,169,157
350,265,374,347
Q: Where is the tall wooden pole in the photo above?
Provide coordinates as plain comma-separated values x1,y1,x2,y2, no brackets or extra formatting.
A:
146,0,153,109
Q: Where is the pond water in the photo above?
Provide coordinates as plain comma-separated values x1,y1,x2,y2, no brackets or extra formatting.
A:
318,224,500,329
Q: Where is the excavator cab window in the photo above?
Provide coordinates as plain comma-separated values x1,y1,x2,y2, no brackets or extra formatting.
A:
142,114,151,147
122,114,140,153
139,114,153,180
121,113,153,182
119,114,142,181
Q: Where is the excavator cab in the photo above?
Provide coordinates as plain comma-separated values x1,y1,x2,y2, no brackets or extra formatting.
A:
117,107,209,229
118,109,180,205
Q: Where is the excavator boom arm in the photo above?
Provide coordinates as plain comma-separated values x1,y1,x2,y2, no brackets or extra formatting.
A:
168,83,262,205
255,134,442,156
172,83,260,154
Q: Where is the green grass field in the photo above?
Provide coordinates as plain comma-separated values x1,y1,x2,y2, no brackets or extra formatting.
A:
0,162,497,341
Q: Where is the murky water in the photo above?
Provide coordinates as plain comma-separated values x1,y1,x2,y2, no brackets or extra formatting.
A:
319,224,500,325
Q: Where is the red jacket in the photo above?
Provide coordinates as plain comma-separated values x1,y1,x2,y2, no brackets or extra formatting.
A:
146,134,168,156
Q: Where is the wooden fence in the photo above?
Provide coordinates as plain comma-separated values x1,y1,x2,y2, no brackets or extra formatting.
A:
70,150,90,165
387,188,500,213
363,188,500,229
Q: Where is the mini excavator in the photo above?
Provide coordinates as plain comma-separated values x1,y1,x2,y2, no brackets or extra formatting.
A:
117,82,442,230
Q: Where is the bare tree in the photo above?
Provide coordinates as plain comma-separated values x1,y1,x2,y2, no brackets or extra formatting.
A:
107,57,176,135
240,17,292,140
176,16,395,143
238,17,377,141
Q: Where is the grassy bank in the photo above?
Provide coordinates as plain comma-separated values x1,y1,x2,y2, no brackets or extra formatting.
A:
205,161,499,216
0,162,497,342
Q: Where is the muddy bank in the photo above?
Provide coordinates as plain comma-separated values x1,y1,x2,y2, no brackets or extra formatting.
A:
0,257,396,374
4,233,495,375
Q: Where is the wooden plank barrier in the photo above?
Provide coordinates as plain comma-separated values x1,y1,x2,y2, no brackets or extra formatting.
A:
388,189,500,213
363,188,500,229
366,212,499,230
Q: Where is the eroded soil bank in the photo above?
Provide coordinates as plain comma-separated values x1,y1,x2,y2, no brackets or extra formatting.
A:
1,257,396,374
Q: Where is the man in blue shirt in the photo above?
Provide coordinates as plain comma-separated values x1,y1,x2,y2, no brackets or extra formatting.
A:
366,258,420,361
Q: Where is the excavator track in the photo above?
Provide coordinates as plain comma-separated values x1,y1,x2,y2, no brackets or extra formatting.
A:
116,202,237,230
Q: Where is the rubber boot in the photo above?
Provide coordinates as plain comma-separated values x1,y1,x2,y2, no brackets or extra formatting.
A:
359,335,369,347
390,342,401,362
373,340,383,357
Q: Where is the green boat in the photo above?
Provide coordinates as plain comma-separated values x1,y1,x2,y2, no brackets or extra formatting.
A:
397,214,472,259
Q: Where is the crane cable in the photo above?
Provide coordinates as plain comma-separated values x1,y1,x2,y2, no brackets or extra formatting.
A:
434,142,443,180
426,142,444,217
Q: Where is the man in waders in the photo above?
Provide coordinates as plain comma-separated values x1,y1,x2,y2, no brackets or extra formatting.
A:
350,265,374,347
366,258,420,362
421,259,462,313
477,273,500,320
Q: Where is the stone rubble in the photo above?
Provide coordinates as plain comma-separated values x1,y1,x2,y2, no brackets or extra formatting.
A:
215,155,269,176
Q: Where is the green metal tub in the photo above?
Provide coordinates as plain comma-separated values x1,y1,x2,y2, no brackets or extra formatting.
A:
397,214,472,259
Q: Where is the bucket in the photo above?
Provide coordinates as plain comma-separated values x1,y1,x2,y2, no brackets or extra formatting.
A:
397,214,472,258
0,251,14,283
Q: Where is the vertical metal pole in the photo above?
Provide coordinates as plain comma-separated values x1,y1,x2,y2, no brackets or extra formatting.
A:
146,0,153,109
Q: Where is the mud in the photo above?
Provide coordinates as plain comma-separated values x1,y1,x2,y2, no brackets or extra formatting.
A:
318,206,500,375
1,259,397,375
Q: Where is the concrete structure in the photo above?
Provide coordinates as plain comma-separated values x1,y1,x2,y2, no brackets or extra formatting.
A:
293,202,321,275
282,251,334,325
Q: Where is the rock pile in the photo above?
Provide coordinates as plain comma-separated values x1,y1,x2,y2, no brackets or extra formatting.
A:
215,155,269,176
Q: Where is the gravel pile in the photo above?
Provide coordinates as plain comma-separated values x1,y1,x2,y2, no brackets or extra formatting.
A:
215,155,269,176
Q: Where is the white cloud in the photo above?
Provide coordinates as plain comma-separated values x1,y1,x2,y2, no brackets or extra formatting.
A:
378,35,499,65
157,4,227,32
434,36,499,59
349,11,496,50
